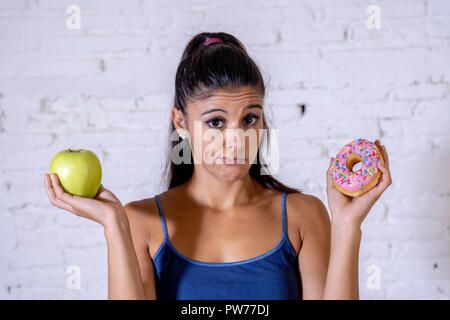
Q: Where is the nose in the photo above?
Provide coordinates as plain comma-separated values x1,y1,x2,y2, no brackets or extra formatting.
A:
223,128,247,159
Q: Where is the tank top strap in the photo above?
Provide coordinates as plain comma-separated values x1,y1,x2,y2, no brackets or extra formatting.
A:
282,192,287,236
154,194,168,240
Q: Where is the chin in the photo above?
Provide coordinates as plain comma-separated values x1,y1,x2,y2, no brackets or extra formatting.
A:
215,165,251,181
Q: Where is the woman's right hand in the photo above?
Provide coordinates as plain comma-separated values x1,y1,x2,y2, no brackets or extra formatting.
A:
44,173,126,228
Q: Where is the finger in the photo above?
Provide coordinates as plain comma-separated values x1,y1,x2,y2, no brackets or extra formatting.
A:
50,173,98,213
44,174,75,212
377,160,392,186
375,140,389,169
381,144,389,168
326,157,335,190
372,161,392,197
94,184,105,199
95,185,121,203
360,160,386,200
50,173,78,204
50,173,116,219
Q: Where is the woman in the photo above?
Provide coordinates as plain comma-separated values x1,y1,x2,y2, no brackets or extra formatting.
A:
44,32,392,300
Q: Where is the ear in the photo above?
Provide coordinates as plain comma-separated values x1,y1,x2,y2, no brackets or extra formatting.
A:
171,107,187,137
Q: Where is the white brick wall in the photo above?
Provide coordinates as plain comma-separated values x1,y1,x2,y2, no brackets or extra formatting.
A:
0,0,448,299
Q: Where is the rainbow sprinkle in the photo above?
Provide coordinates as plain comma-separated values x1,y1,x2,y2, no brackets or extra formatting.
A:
331,138,380,193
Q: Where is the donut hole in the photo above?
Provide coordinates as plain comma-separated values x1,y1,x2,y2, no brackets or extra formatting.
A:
347,154,363,173
352,161,363,172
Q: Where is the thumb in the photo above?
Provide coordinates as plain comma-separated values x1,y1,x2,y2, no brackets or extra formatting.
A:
326,157,335,190
93,184,105,199
95,185,121,204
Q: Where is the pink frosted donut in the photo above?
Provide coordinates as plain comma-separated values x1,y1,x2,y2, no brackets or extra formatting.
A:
331,138,384,197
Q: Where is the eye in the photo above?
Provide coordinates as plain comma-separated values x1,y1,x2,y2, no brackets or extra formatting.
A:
205,117,225,128
243,114,260,126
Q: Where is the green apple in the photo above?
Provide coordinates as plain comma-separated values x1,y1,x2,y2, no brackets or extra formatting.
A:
49,149,102,198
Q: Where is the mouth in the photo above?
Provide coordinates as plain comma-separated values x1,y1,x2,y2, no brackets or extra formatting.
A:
220,157,246,165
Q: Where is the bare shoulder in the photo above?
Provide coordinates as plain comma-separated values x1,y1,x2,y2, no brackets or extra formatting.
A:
285,192,331,240
124,197,159,217
286,192,329,215
122,197,161,244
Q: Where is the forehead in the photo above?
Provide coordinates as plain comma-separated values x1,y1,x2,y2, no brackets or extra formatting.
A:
192,86,263,109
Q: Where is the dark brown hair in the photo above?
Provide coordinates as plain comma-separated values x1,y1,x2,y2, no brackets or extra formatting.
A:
161,32,302,194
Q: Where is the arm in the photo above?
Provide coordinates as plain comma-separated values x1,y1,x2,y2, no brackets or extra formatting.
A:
322,140,391,299
44,173,154,300
323,221,361,299
104,212,147,300
296,195,331,300
307,199,362,299
296,195,361,300
297,140,391,300
104,203,157,300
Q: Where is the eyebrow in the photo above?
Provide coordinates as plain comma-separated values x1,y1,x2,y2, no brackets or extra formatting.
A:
201,104,262,116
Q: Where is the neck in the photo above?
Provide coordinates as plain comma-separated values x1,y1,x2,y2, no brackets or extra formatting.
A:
182,165,262,210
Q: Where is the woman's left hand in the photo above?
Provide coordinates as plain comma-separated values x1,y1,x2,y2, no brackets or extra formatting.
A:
326,139,392,228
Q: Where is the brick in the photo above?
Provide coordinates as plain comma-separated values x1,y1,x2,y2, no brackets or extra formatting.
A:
1,0,449,300
428,0,450,16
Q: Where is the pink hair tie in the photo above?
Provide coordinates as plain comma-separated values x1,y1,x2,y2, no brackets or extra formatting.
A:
204,38,223,46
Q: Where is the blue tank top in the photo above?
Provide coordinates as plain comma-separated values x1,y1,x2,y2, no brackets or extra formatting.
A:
152,192,302,300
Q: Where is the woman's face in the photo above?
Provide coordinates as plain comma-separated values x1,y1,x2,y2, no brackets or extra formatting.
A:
172,86,265,181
